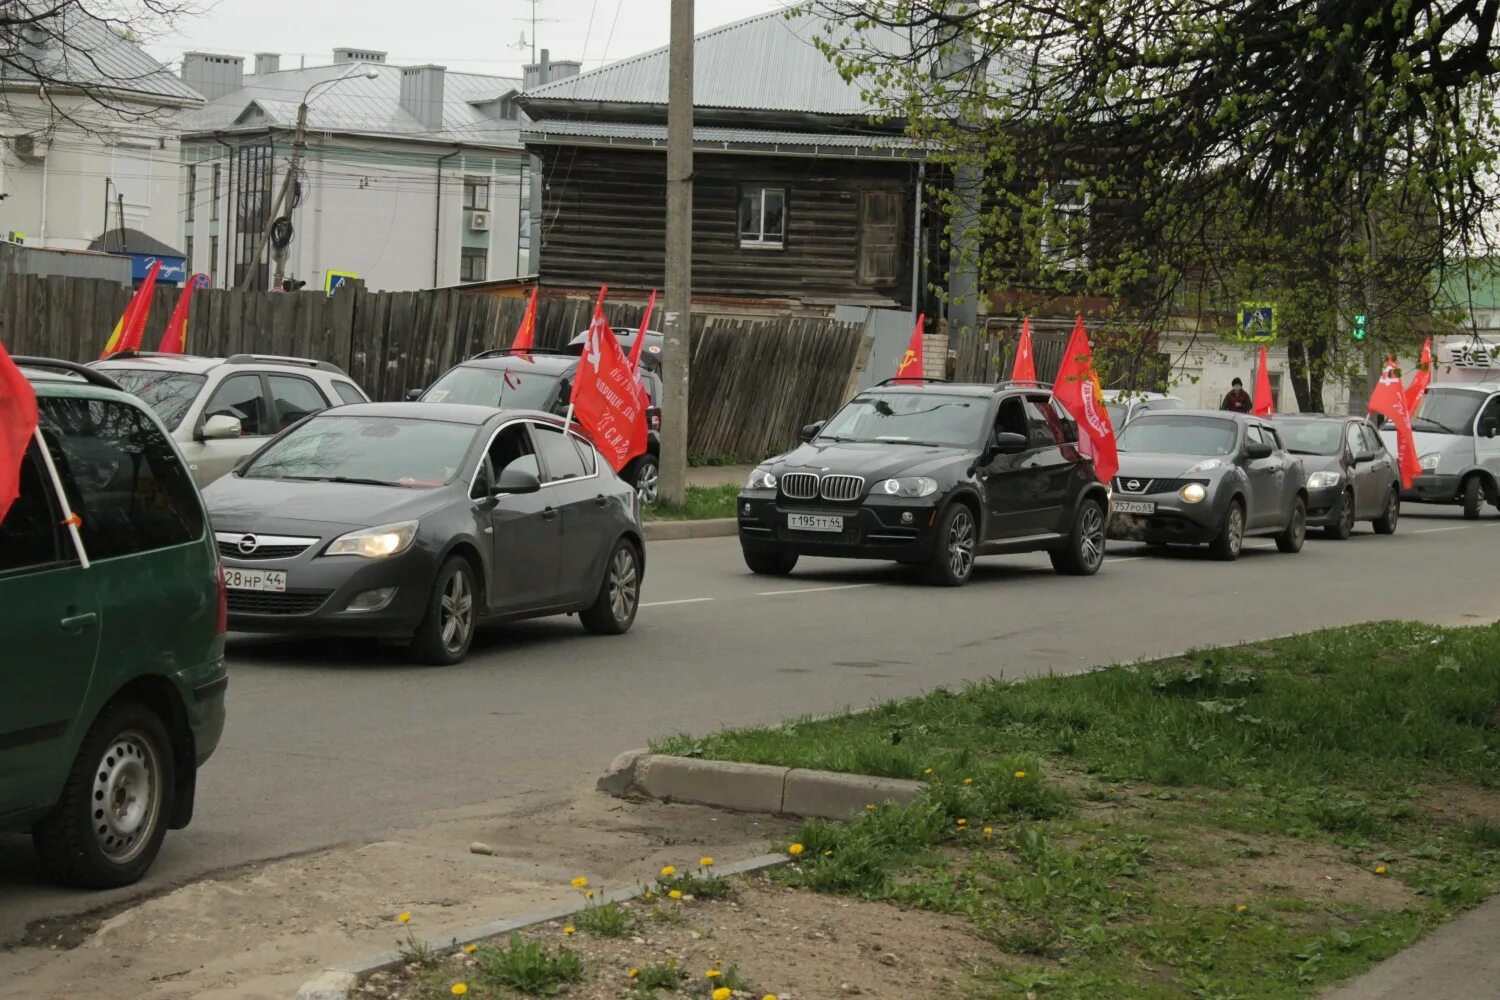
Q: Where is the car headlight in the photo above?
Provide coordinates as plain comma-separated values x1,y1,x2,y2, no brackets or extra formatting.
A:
1307,471,1343,489
746,467,778,490
325,521,419,559
876,476,939,498
1179,483,1208,504
1185,459,1224,475
1420,453,1441,471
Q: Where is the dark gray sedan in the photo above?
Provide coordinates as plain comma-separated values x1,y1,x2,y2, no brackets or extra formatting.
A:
1107,410,1308,560
1275,415,1401,539
203,403,645,664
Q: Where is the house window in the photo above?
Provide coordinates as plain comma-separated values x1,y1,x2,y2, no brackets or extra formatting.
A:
460,248,488,283
500,96,518,121
211,164,221,220
738,186,786,249
857,190,903,286
209,234,219,283
185,165,196,223
1042,181,1091,270
464,176,490,211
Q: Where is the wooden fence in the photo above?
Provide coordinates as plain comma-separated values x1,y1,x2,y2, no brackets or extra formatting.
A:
0,274,868,461
953,320,1071,384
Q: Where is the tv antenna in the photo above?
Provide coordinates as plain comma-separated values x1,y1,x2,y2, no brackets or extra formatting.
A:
514,0,563,66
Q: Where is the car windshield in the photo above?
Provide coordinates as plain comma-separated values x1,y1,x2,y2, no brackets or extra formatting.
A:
1276,420,1344,456
819,391,984,447
243,414,473,487
422,365,562,410
1117,414,1238,455
1411,388,1481,436
104,368,206,430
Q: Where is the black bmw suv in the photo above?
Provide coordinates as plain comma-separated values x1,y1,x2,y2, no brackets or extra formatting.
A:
738,379,1112,586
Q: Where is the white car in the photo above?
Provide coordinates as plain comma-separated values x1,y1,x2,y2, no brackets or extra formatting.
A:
93,352,371,487
1101,391,1186,429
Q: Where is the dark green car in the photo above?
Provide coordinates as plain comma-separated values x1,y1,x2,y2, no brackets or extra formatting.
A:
1,359,227,888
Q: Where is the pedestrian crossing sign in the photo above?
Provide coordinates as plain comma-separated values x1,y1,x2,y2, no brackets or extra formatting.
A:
1237,303,1276,341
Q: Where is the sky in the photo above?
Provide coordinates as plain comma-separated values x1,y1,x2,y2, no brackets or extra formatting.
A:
146,0,787,81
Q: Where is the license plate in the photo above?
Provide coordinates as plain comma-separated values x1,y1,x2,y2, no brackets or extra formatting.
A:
224,567,287,592
1112,500,1157,515
787,513,844,533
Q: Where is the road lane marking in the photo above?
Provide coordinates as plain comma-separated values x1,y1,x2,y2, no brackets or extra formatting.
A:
755,583,875,597
641,597,717,608
1413,526,1478,534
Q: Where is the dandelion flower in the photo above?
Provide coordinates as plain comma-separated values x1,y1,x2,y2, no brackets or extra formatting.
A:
1376,865,1388,875
1014,770,1027,779
628,968,641,979
788,843,805,857
451,985,468,996
706,969,723,979
563,925,576,936
763,995,779,1000
713,990,732,1000
570,876,589,889
463,944,478,954
398,911,411,924
700,857,715,867
865,804,876,812
1236,904,1248,913
585,890,595,899
823,850,834,857
963,777,974,786
983,827,994,838
660,865,677,877
957,818,968,827
924,768,934,776
669,889,684,900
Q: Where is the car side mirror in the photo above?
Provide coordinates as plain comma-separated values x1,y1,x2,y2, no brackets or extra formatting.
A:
800,421,825,443
201,414,242,441
1246,440,1274,460
992,431,1029,455
1355,449,1377,464
495,465,542,496
406,388,423,402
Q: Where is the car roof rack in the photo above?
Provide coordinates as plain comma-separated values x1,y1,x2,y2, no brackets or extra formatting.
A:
13,357,124,391
875,376,953,387
98,349,208,362
468,347,569,360
224,353,349,376
995,379,1055,390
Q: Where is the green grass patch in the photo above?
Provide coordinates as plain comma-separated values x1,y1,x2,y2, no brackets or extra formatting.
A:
471,933,584,994
658,621,1500,998
571,899,632,938
642,483,739,521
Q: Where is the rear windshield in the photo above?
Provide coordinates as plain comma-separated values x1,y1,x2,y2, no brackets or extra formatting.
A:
104,368,207,430
243,414,474,488
422,365,562,411
1277,420,1344,456
1117,414,1238,456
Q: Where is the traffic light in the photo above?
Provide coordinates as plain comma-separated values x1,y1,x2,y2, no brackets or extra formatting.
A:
1352,313,1368,341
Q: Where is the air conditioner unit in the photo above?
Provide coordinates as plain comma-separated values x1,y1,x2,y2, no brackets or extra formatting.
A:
13,135,48,162
469,211,490,232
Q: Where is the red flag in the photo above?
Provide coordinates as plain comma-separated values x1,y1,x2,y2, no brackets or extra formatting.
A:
157,274,204,354
1052,316,1118,484
1011,316,1037,382
1251,345,1274,416
511,286,539,355
1405,337,1433,416
628,289,657,373
100,261,160,358
116,261,163,355
0,339,39,525
1369,358,1421,489
894,314,925,384
573,295,648,473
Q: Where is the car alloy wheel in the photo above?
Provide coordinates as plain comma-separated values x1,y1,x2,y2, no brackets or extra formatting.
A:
1080,503,1105,571
948,509,976,580
1339,490,1355,537
91,730,162,866
607,546,639,624
634,459,660,506
1223,504,1245,558
440,569,474,654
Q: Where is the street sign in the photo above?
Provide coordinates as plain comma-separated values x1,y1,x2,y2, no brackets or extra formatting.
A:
1236,303,1276,341
325,270,359,296
190,273,211,290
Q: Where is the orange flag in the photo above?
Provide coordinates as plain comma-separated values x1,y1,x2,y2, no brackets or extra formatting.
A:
100,261,162,358
1405,337,1433,416
894,314,925,383
1053,316,1118,484
158,274,205,354
1011,316,1036,382
1251,345,1274,416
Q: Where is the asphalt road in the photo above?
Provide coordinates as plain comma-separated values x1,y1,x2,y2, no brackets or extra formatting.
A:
3,506,1498,940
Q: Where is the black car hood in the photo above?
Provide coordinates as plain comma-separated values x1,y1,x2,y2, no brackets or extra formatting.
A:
1112,453,1224,479
775,441,972,482
204,476,454,533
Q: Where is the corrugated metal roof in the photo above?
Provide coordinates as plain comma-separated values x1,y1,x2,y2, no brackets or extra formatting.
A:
522,8,910,115
523,119,922,155
182,63,524,148
0,1,202,105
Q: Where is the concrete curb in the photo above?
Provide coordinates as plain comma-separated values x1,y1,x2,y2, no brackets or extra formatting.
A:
598,750,925,819
642,518,738,541
294,851,791,999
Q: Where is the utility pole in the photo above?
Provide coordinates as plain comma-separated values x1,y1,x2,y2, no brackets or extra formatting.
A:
659,0,693,506
240,101,306,291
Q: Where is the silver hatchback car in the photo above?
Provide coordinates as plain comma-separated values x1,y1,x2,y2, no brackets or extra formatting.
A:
93,352,371,487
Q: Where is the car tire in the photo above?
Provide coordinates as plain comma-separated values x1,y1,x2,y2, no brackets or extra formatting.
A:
1325,489,1355,540
1208,499,1245,562
743,548,798,576
1276,496,1308,553
626,455,660,506
1462,475,1484,520
1050,497,1107,576
32,701,176,889
580,538,641,636
409,556,479,666
926,503,978,587
1372,486,1400,535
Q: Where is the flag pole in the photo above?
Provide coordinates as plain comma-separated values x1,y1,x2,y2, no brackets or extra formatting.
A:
32,426,89,569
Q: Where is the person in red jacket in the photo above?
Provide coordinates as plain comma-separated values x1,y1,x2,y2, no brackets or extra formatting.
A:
1221,377,1253,413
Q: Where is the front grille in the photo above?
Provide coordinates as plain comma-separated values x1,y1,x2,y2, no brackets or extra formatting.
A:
226,590,331,616
780,473,818,500
778,524,862,546
218,541,312,561
1114,477,1203,495
820,474,865,503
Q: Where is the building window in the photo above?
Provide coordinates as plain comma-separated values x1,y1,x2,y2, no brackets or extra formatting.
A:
1042,181,1091,270
738,186,786,249
464,176,490,211
185,165,196,223
209,234,219,284
460,248,488,283
211,164,221,220
234,141,273,290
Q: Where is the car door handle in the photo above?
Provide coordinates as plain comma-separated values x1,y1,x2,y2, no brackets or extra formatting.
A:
594,494,609,507
59,610,98,634
542,507,558,521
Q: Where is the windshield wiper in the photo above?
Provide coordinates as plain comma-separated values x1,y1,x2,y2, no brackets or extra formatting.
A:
281,475,402,487
1413,417,1459,434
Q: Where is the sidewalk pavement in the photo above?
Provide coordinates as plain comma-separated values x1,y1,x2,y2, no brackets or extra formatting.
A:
686,464,754,488
1321,894,1500,999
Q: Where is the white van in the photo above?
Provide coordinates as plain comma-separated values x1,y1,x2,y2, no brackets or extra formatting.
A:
1380,340,1500,519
